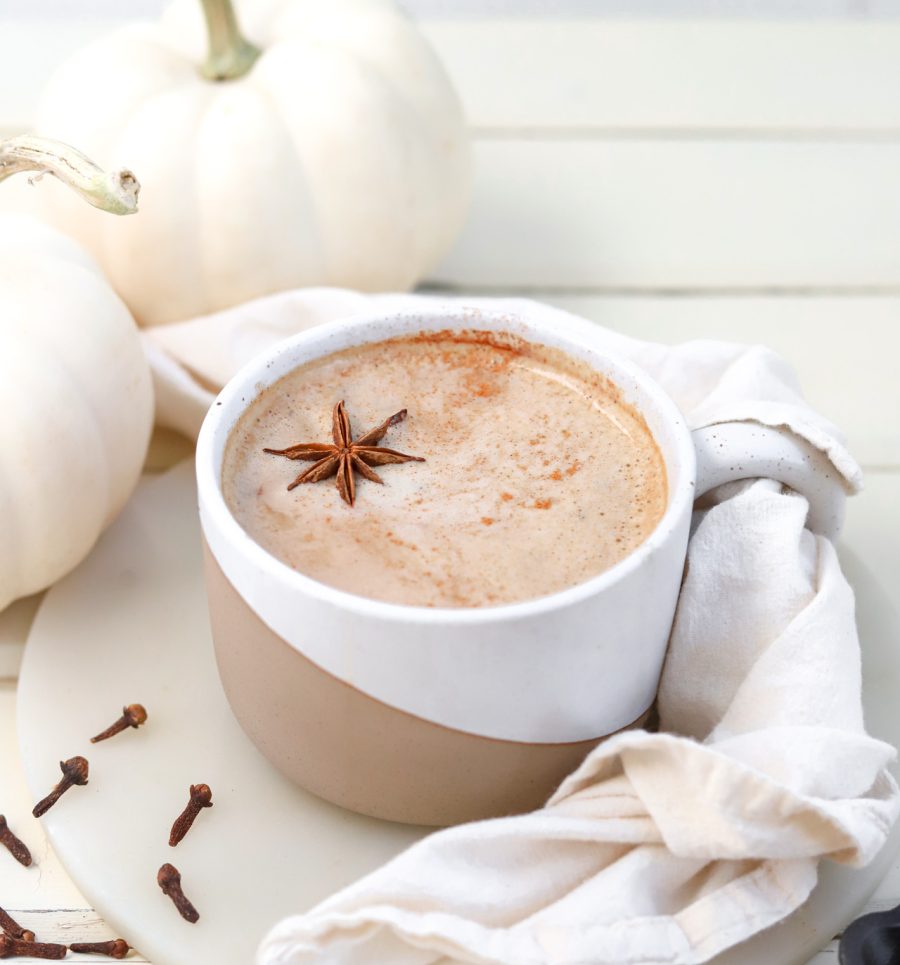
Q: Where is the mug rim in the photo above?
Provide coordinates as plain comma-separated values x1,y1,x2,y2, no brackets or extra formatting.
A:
196,305,697,626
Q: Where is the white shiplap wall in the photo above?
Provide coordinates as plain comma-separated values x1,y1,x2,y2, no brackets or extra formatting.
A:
1,16,899,469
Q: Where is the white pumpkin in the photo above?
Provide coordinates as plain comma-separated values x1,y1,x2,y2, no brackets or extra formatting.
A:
32,0,471,327
0,137,153,611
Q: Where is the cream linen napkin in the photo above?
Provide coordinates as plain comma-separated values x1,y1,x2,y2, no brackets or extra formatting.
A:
143,291,897,965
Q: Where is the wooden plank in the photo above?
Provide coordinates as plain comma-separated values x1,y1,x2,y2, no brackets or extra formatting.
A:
430,140,900,290
506,294,900,469
422,21,900,133
0,909,148,961
2,20,900,134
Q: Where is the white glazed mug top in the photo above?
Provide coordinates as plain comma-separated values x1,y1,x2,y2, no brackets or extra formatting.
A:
197,307,696,622
197,306,843,742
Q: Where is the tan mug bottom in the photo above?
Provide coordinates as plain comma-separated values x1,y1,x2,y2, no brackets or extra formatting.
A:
204,544,651,826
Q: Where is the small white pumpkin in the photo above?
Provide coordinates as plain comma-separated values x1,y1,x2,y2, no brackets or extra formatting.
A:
32,0,471,327
0,136,153,611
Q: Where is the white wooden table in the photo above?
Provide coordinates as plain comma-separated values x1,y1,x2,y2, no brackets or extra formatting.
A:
2,12,900,963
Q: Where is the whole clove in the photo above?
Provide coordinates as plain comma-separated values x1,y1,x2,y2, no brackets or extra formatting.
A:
90,704,147,743
0,933,65,959
157,863,199,923
32,756,89,818
0,816,31,867
0,906,34,943
70,939,130,958
168,784,212,847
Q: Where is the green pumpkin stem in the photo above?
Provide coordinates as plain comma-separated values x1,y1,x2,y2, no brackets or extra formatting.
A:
199,0,261,81
0,135,139,216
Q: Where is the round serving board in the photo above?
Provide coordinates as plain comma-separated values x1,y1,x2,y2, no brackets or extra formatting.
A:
16,461,900,965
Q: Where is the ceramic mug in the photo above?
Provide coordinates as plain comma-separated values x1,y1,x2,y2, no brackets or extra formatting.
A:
196,306,846,826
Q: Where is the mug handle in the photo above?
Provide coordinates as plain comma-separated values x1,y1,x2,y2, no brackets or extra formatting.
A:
692,422,846,540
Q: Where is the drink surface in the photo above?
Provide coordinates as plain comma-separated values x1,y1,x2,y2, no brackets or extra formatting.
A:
222,331,667,608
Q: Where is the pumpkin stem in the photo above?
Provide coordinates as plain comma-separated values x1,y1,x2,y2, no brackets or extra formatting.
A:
0,135,139,215
199,0,261,81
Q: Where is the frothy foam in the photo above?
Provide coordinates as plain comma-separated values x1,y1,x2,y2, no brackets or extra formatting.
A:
222,332,667,608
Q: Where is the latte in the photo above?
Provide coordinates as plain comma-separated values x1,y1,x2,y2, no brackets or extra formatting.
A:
222,331,667,608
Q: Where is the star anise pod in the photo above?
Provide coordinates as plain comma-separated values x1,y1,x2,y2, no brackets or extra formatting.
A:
264,400,424,506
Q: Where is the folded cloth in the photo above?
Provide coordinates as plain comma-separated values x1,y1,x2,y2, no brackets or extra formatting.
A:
143,291,897,965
